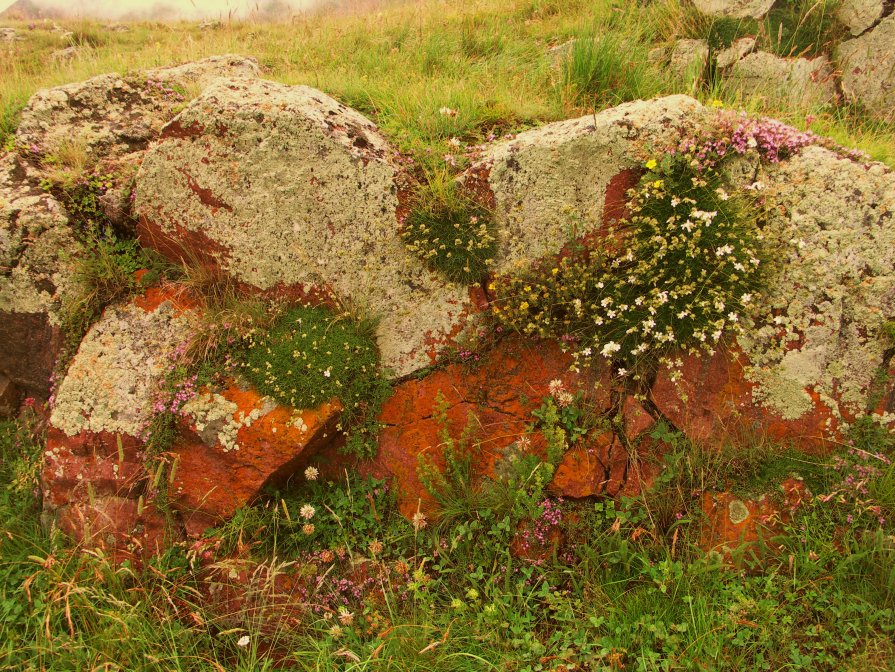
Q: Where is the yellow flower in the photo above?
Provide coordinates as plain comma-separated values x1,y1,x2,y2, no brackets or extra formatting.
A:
519,301,530,310
710,99,724,108
653,179,664,189
645,159,657,170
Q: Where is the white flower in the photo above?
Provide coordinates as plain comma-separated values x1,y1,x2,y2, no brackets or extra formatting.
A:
237,635,250,647
323,367,332,378
300,504,316,520
715,245,734,257
727,312,739,322
741,293,752,304
304,466,319,481
412,511,427,531
439,106,458,117
548,379,565,397
448,137,462,147
600,341,621,357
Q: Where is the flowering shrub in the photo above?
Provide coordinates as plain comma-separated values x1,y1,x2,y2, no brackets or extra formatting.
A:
491,114,803,377
239,305,390,457
401,176,497,284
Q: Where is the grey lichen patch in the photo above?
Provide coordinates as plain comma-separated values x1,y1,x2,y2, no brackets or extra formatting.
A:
728,499,750,525
464,95,709,274
181,390,267,453
49,301,193,438
0,156,79,323
728,53,836,109
135,78,471,377
740,146,895,422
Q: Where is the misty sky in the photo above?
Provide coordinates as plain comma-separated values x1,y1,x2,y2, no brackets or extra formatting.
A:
0,0,320,18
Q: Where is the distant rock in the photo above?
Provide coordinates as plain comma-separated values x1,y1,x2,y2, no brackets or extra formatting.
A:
669,39,709,80
727,52,837,107
837,0,887,36
691,0,776,18
838,15,895,121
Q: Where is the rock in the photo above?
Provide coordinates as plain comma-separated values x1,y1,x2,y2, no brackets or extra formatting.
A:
740,146,895,429
135,78,471,378
42,287,346,553
837,0,887,36
0,28,22,41
169,382,341,536
0,375,21,416
461,95,709,274
15,55,260,230
727,52,836,107
692,0,776,18
669,39,709,80
50,46,78,61
548,38,576,64
839,15,895,122
359,337,611,516
0,154,79,398
716,37,756,69
700,478,809,559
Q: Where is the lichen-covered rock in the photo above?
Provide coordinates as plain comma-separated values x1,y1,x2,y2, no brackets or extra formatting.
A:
15,55,260,230
837,0,888,36
838,15,895,121
692,0,776,18
0,154,78,397
135,78,470,377
728,52,836,107
462,96,709,274
669,39,709,80
741,146,895,427
169,382,341,535
716,37,756,69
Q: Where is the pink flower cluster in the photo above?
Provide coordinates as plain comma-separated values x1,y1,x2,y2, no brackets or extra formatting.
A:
676,112,818,172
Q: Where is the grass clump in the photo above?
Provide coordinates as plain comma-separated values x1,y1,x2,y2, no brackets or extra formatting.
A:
558,29,666,108
401,173,497,285
240,304,390,457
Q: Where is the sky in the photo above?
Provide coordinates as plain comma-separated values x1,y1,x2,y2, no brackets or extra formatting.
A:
0,0,324,19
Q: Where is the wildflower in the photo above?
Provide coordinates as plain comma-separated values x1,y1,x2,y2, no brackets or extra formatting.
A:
302,523,315,535
548,379,566,397
304,466,319,481
448,137,462,148
439,106,458,117
300,504,316,520
237,635,250,647
600,341,621,357
412,511,427,531
368,540,383,555
323,367,332,378
466,588,479,600
338,607,354,626
451,598,464,610
645,159,657,170
329,625,343,638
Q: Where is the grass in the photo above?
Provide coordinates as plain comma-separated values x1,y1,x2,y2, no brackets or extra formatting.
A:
3,406,895,670
0,0,892,168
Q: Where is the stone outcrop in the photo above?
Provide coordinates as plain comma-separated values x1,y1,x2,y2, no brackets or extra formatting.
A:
0,154,77,398
16,55,260,230
691,0,776,18
42,288,346,548
838,15,895,121
728,53,837,107
461,95,709,273
135,78,471,378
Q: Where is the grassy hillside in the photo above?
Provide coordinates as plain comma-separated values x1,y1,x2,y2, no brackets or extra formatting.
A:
1,0,894,168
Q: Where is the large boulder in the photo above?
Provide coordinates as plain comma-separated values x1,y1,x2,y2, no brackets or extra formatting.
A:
16,55,260,229
135,78,471,378
0,154,78,399
461,95,709,273
838,15,895,121
43,288,344,550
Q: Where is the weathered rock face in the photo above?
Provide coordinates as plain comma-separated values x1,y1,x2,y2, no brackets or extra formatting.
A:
16,55,260,230
669,39,709,81
0,154,77,398
691,0,776,18
462,96,709,273
42,289,345,550
838,15,895,121
728,53,837,108
716,37,757,69
837,0,888,36
135,78,471,378
170,383,341,535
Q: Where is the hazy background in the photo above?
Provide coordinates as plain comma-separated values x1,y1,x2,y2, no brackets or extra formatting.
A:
0,0,334,20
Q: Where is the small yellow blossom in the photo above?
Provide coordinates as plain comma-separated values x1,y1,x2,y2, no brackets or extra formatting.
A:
645,159,657,170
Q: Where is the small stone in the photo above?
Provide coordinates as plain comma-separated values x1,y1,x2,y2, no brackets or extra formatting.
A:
728,499,750,524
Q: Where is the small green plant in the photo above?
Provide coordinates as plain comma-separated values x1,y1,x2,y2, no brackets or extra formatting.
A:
559,29,665,107
239,304,390,457
401,172,497,285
